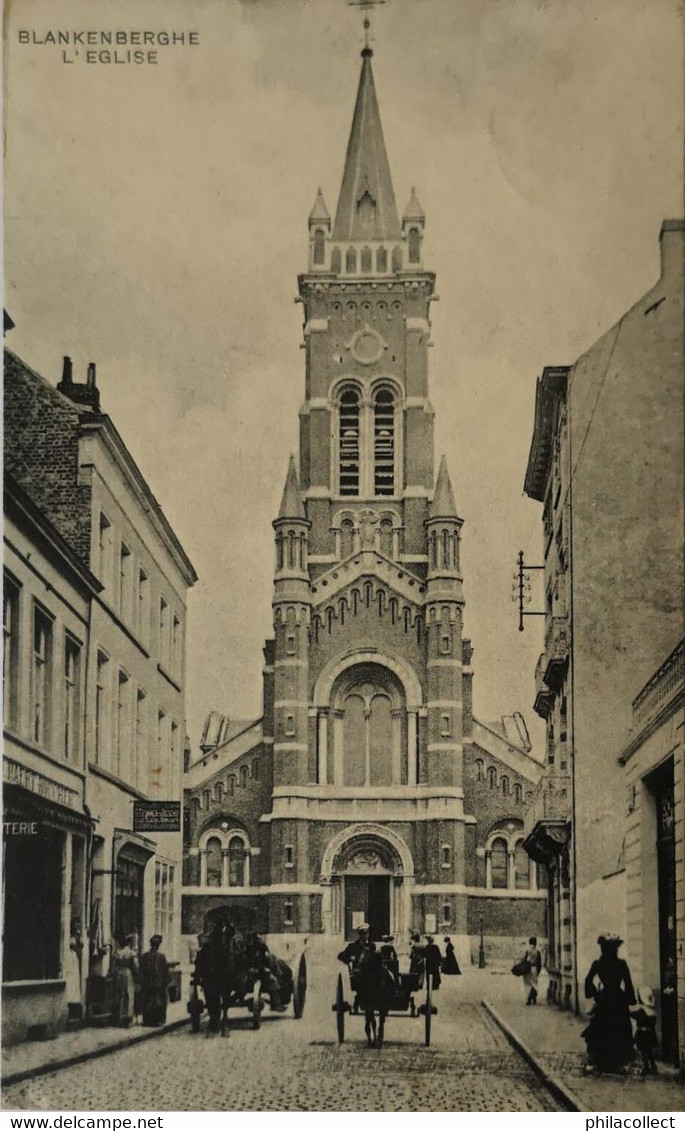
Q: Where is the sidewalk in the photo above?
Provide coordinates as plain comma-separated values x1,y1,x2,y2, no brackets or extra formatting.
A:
1,1001,189,1089
484,990,683,1113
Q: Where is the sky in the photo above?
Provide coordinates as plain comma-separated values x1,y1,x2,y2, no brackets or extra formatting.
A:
4,0,683,756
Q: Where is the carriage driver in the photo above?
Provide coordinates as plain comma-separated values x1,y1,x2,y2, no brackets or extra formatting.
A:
337,923,371,970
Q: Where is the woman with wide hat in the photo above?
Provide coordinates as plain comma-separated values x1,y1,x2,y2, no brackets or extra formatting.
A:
582,933,636,1072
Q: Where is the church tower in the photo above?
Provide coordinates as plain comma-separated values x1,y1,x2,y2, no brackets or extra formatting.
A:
182,37,546,962
266,42,471,946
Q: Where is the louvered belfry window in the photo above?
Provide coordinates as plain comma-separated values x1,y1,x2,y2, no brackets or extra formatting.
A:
339,389,361,496
374,389,395,496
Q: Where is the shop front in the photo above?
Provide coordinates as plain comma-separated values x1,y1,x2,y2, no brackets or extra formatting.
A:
2,774,92,1045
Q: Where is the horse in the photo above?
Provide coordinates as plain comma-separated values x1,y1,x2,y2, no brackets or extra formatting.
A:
194,924,248,1037
353,947,396,1049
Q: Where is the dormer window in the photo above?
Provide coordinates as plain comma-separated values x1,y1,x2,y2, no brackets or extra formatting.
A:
357,189,376,228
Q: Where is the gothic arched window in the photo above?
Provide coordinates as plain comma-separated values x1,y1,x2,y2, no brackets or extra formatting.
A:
515,841,530,889
313,229,325,265
379,518,393,557
228,836,245,887
501,776,510,796
514,782,523,804
391,245,402,272
491,838,508,889
340,518,355,558
346,248,357,273
206,836,222,887
488,766,497,789
339,389,361,496
376,247,387,272
408,227,420,264
360,246,372,273
331,247,341,274
374,389,395,496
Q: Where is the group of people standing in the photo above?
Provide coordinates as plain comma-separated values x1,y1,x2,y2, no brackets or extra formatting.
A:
110,933,170,1028
338,925,462,988
514,932,660,1076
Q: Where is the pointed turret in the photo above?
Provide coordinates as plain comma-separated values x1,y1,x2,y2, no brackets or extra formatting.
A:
278,455,306,519
425,456,464,587
332,49,401,242
402,187,425,224
309,188,331,229
429,455,459,519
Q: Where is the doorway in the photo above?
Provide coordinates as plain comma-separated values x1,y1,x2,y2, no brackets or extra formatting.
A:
344,875,390,940
652,760,678,1064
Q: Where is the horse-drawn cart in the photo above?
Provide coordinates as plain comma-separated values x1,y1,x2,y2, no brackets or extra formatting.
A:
333,962,437,1047
190,916,307,1035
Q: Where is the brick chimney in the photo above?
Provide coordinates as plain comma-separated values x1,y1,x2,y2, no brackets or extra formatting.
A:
57,357,101,411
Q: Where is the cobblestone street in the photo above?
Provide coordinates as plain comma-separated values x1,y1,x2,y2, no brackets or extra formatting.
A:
4,971,561,1112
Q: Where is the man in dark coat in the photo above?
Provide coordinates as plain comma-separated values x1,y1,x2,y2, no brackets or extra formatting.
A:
424,935,443,989
338,923,370,970
140,935,170,1026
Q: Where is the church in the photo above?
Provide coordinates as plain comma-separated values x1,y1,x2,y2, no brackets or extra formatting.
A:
182,43,545,964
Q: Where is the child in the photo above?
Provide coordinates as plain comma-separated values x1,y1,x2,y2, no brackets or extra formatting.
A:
631,986,658,1075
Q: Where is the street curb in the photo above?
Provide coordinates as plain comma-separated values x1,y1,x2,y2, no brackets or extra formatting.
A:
1,1016,190,1089
482,999,588,1113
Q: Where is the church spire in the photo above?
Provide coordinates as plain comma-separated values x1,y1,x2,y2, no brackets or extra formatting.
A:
278,455,306,520
429,455,459,519
332,48,401,242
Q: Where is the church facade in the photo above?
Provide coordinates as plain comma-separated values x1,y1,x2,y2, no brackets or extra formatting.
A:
182,47,545,963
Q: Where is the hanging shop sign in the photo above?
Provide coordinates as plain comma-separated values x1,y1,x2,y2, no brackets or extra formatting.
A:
133,800,181,832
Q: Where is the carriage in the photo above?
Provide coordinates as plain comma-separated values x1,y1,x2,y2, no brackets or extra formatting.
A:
333,959,437,1047
190,909,307,1034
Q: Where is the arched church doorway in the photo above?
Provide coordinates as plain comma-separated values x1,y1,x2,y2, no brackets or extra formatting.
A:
320,825,414,940
343,846,392,941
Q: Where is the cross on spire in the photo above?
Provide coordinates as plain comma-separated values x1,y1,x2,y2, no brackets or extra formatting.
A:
348,0,385,55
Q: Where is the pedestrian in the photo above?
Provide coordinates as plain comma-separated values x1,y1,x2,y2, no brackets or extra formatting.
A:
442,937,461,975
140,934,170,1026
581,933,636,1073
424,935,443,989
522,936,542,1005
631,986,658,1075
380,935,400,985
110,931,137,1027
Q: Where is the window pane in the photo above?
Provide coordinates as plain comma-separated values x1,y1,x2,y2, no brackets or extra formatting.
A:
515,841,530,889
206,837,222,887
339,391,360,497
374,390,395,496
491,838,508,889
369,694,393,786
343,694,366,786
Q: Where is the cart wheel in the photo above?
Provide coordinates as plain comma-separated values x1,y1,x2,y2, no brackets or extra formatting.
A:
335,972,346,1044
251,979,262,1030
424,975,432,1047
293,953,307,1019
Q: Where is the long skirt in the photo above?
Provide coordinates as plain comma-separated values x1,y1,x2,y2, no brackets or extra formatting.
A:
113,969,134,1026
142,987,168,1027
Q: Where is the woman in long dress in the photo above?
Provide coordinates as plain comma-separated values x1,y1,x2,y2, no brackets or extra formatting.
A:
111,933,137,1027
582,934,636,1072
442,937,461,975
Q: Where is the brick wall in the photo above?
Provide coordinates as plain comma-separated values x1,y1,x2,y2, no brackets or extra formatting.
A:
4,350,92,563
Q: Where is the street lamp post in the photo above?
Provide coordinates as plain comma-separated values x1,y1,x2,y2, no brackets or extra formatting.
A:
478,912,486,968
